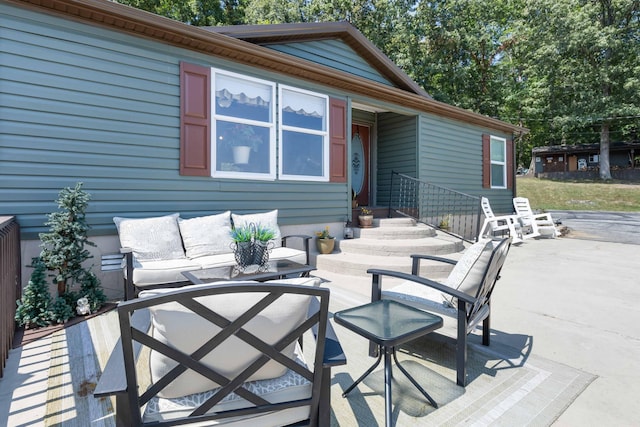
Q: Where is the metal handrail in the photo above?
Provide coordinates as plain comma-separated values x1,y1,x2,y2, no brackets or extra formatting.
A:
387,172,482,242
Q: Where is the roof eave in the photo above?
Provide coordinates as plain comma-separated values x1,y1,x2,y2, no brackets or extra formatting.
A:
8,0,527,135
207,22,432,98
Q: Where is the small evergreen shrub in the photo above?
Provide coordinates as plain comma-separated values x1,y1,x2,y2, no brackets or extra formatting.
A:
49,296,75,324
15,258,52,329
39,182,96,296
80,271,107,313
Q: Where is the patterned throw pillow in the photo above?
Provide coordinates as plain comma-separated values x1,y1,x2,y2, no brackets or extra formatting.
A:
113,213,185,261
178,211,233,259
443,238,494,306
231,209,282,247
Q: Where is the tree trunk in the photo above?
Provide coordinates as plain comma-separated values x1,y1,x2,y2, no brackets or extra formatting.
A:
57,280,66,297
599,122,612,180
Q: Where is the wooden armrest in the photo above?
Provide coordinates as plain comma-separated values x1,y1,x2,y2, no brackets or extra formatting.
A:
367,268,476,305
94,309,151,397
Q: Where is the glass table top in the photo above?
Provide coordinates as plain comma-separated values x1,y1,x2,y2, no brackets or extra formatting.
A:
183,259,315,284
334,300,444,347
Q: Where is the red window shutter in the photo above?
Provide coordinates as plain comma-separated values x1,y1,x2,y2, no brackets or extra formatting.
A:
329,98,347,183
482,134,491,188
506,138,514,189
180,62,211,176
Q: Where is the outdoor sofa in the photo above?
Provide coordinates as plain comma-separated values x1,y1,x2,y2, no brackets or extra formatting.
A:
113,210,311,300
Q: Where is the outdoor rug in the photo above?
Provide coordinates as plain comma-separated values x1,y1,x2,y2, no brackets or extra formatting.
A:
1,304,596,427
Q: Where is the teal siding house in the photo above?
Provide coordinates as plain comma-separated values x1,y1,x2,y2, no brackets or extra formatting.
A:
0,0,525,296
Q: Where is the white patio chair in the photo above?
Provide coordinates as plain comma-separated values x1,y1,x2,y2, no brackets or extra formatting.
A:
478,197,523,243
513,197,559,238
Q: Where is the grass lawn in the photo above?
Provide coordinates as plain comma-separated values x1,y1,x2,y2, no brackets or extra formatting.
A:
516,177,640,212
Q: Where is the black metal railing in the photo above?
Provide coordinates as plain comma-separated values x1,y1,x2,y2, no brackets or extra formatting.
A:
387,172,482,242
0,216,21,378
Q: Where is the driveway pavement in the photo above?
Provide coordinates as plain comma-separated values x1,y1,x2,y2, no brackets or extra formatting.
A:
549,210,640,245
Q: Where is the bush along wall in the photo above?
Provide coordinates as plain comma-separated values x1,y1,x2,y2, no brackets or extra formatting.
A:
15,183,106,327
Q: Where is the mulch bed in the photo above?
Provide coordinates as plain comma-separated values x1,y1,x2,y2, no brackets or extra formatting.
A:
12,302,118,349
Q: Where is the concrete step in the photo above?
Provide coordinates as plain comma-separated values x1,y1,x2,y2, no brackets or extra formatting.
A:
315,251,460,278
339,235,463,257
354,223,436,240
316,213,466,278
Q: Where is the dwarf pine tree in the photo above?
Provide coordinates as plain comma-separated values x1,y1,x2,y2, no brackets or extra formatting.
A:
39,182,96,297
15,257,51,328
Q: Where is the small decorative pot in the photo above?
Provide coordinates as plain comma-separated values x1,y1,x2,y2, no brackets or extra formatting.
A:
253,240,272,266
233,241,254,268
316,238,335,254
232,146,251,164
358,215,374,228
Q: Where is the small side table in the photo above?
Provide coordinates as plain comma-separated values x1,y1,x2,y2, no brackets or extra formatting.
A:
334,300,444,427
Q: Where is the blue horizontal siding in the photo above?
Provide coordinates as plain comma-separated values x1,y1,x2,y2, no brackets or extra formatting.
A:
267,39,393,87
0,4,350,239
376,113,418,205
419,114,514,213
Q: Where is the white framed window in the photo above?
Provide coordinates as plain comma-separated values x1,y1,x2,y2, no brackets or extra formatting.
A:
211,69,276,180
589,154,599,163
278,85,329,181
490,136,507,188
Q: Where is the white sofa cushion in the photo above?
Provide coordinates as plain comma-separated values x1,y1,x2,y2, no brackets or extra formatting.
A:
114,213,186,261
143,352,311,426
232,210,282,248
178,211,234,259
129,258,203,287
269,246,307,265
139,282,311,398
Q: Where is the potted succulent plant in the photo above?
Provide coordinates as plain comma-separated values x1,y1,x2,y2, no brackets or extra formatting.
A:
358,207,373,228
315,226,335,254
230,224,254,268
253,224,275,265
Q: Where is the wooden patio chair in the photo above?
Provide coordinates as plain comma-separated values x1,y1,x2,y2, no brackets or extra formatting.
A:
478,197,523,243
513,197,559,238
94,280,345,426
368,237,512,386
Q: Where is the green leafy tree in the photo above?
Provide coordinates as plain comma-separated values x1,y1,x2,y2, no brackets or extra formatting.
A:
115,0,246,25
15,258,52,328
39,182,97,297
516,0,640,179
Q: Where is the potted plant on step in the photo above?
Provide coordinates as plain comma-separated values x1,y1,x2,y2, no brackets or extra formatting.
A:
315,226,335,254
358,207,374,228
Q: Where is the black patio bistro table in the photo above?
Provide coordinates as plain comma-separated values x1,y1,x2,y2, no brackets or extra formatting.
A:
182,259,315,284
334,300,444,427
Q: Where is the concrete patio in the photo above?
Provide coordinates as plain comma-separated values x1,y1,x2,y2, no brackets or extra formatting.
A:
1,235,638,426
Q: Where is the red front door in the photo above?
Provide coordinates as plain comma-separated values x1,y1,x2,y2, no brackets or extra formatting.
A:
352,124,370,207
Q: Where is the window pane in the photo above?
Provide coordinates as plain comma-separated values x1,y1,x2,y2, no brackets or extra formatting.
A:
282,131,324,177
216,121,270,174
215,74,271,122
491,139,504,162
491,164,505,187
281,89,326,131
